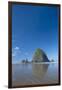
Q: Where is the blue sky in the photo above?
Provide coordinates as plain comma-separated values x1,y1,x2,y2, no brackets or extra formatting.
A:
12,4,59,63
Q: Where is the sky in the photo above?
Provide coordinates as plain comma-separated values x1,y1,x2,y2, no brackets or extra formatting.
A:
12,4,59,64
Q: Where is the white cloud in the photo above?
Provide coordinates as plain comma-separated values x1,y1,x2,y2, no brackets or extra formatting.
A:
14,46,19,50
12,46,21,57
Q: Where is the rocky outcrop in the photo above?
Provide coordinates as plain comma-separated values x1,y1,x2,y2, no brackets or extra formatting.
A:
32,48,49,62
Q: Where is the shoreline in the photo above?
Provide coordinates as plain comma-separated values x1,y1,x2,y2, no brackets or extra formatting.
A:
12,62,58,65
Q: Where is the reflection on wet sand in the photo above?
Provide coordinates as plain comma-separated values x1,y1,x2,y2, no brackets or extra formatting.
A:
32,64,49,79
12,63,58,87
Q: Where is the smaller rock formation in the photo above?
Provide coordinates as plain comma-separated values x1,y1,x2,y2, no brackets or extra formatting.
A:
50,59,54,62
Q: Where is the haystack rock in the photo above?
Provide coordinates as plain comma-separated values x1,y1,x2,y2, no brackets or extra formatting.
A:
32,48,49,62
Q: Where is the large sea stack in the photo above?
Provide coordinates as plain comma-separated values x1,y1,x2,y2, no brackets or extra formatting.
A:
32,48,49,62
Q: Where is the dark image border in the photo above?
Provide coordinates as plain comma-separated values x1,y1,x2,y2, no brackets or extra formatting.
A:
8,1,61,88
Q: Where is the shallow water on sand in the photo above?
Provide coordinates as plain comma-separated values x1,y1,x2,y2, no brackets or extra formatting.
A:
12,63,59,87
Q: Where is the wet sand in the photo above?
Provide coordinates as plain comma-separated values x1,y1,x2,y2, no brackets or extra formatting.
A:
12,63,58,87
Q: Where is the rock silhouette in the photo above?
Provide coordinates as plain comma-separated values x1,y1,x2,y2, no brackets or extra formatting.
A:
32,48,49,62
